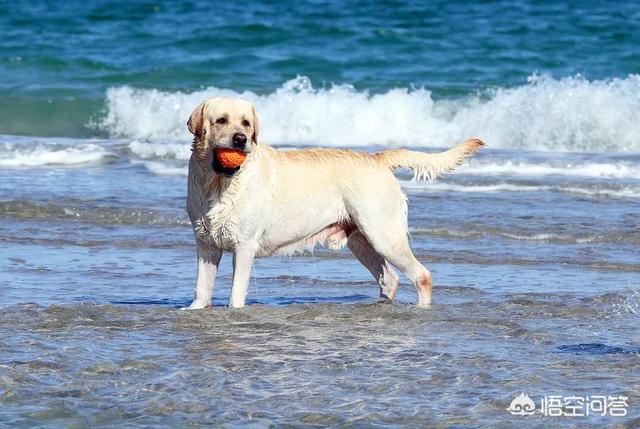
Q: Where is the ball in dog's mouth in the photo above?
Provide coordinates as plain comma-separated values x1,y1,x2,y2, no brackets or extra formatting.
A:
212,148,247,176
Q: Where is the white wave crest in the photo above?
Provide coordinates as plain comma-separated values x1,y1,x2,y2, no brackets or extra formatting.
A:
142,161,188,176
98,74,640,153
400,181,640,199
128,140,190,160
0,142,111,167
459,159,640,179
401,182,546,193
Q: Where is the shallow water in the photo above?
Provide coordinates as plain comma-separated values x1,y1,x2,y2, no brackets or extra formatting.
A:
1,296,639,427
1,136,639,427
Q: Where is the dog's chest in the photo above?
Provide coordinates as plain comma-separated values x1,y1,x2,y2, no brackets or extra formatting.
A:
189,192,238,250
187,156,264,250
192,184,259,250
201,198,242,249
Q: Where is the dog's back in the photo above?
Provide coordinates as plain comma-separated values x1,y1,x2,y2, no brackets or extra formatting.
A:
268,138,484,182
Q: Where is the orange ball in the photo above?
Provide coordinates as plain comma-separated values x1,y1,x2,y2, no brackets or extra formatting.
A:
215,148,247,169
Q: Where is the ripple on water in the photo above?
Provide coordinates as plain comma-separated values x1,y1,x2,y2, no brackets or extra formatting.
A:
556,343,640,355
0,295,638,427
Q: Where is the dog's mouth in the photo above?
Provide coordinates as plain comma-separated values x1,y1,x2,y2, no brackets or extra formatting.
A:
212,154,239,176
212,148,246,177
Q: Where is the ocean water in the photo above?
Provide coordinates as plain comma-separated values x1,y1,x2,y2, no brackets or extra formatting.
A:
1,0,640,427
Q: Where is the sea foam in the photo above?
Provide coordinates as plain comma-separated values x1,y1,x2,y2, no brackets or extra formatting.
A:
128,140,190,160
459,159,640,180
99,74,640,153
400,181,640,199
0,141,112,167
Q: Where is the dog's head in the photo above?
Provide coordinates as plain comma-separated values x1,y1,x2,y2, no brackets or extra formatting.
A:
187,97,259,176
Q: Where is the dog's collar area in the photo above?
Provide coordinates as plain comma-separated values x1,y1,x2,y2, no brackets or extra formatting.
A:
212,155,240,177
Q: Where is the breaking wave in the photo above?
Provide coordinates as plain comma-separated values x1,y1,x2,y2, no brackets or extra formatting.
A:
459,159,640,179
0,141,113,167
98,74,640,153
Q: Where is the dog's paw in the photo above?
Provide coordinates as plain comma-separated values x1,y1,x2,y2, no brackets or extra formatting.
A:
416,300,432,309
181,301,211,311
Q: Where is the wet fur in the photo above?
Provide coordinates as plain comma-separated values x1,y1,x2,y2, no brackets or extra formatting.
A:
184,97,484,309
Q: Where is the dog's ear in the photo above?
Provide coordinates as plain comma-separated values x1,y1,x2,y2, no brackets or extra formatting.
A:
187,102,207,138
251,105,259,145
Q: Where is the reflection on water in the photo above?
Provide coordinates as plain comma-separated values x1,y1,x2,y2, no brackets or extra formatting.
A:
0,291,638,427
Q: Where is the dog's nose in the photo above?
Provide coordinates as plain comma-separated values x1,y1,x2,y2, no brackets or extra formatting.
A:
232,133,247,148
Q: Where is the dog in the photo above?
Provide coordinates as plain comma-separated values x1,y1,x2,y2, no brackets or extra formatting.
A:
184,97,483,309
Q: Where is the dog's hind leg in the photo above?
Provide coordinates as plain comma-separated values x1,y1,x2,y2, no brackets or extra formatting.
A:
359,223,432,307
372,236,432,307
348,188,432,307
347,231,400,302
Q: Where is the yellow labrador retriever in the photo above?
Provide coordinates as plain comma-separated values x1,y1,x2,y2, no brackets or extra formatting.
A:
184,97,483,309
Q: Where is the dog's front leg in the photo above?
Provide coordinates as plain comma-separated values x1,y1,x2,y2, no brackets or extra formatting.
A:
185,241,222,310
228,244,256,308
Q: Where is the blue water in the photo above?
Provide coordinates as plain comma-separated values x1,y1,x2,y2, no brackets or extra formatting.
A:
1,0,639,137
1,1,639,427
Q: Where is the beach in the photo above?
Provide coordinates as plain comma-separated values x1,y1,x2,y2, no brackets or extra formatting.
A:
1,1,639,427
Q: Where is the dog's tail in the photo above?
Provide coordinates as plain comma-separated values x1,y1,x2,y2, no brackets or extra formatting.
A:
375,138,485,181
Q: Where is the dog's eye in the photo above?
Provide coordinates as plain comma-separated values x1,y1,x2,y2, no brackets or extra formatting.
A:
215,117,228,125
242,120,251,128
